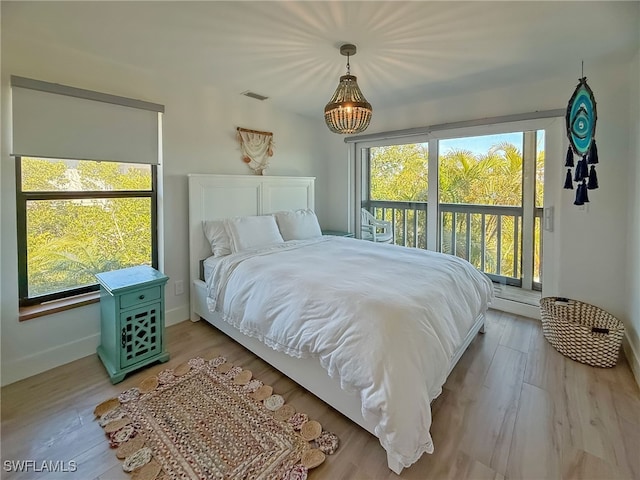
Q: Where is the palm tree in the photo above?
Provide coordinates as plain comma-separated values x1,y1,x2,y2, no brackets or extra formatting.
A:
438,144,524,277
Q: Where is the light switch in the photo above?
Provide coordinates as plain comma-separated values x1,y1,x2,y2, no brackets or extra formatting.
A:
544,206,554,232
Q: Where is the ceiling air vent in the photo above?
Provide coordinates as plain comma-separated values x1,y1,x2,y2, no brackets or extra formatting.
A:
241,91,269,101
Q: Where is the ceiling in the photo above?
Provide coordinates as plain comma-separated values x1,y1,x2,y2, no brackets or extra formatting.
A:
3,1,639,119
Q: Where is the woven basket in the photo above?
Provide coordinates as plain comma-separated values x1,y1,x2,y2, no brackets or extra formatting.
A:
539,297,624,368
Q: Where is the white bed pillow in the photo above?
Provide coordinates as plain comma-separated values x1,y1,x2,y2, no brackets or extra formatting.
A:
225,215,284,252
274,209,322,241
202,220,233,257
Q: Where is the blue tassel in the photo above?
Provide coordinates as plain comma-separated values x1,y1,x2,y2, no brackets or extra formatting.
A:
587,165,599,189
574,182,584,205
574,157,587,182
581,179,590,203
581,156,589,179
565,146,574,167
588,140,599,164
564,169,574,189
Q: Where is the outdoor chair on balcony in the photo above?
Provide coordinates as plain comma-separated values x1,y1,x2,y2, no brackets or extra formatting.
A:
361,208,393,243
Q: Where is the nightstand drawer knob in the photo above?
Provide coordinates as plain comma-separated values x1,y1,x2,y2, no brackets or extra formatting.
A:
120,286,161,309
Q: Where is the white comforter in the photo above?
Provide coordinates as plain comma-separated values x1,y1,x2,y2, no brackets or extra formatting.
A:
206,237,493,469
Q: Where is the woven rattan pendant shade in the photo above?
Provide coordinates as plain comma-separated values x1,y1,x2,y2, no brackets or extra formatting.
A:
324,44,372,135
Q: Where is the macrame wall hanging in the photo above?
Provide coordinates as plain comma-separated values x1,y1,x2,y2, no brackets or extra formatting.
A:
237,127,274,175
564,63,599,205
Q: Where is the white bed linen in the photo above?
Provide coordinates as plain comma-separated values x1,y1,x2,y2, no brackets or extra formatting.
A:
206,237,493,470
202,255,223,281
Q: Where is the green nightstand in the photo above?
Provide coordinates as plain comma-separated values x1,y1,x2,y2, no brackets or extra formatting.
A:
96,265,170,384
322,230,355,238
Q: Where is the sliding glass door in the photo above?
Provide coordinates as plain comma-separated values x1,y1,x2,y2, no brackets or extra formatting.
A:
355,119,551,293
437,130,543,290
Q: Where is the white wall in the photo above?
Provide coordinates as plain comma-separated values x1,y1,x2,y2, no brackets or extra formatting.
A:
626,48,640,385
328,54,638,373
0,34,344,386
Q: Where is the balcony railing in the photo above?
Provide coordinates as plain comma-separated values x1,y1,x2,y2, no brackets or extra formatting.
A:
364,200,542,288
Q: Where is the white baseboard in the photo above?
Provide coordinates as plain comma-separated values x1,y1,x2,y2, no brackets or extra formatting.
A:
0,333,100,387
622,334,640,390
166,304,190,326
1,305,191,387
490,297,541,320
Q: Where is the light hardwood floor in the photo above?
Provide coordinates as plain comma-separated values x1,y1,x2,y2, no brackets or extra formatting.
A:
1,310,638,480
493,285,541,307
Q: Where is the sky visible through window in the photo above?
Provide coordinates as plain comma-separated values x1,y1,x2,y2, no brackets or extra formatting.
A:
440,131,545,155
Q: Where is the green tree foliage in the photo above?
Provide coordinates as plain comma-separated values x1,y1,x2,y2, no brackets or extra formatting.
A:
369,144,429,247
439,142,524,276
370,144,428,201
23,158,152,297
368,138,543,282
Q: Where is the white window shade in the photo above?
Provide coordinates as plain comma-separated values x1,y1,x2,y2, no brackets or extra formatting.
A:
11,76,163,164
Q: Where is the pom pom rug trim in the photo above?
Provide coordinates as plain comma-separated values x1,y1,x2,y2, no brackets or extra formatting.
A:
95,356,339,480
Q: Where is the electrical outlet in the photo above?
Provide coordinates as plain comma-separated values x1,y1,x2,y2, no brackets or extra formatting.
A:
174,280,184,295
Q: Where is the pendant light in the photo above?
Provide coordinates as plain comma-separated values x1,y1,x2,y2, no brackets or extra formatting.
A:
324,44,372,135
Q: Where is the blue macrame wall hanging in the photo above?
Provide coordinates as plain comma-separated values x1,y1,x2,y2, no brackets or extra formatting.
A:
564,65,599,205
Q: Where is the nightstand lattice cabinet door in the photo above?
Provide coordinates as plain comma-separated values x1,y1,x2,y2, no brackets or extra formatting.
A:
120,303,162,368
96,265,170,384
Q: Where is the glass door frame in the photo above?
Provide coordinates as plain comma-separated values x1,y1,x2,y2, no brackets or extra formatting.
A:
351,114,564,292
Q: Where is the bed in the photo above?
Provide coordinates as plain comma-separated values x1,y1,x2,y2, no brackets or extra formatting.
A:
188,174,493,475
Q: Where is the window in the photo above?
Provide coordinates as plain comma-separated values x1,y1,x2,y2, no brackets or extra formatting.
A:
353,112,562,297
10,76,164,312
16,157,157,306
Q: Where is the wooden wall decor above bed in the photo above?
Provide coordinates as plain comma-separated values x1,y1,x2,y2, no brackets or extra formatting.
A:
236,127,274,175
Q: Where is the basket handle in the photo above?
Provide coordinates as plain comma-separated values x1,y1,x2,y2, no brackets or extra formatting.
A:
591,327,610,335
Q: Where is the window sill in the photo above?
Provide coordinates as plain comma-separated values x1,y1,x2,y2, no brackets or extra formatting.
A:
19,291,100,321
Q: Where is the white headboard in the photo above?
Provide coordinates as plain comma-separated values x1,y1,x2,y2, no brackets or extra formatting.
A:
187,174,315,313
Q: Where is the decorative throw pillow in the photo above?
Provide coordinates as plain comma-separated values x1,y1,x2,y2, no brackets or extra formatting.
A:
202,220,232,256
225,215,284,252
274,209,322,241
